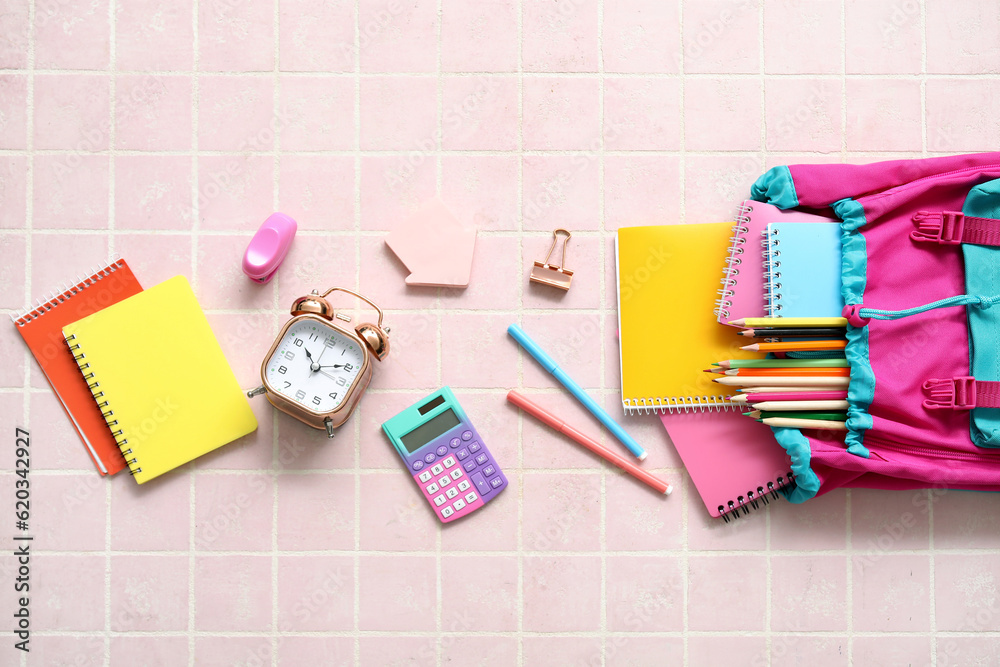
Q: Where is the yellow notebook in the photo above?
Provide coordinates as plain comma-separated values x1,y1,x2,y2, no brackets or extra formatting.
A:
63,276,257,483
616,223,757,413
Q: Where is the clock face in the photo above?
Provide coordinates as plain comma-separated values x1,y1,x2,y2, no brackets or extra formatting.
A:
265,318,367,414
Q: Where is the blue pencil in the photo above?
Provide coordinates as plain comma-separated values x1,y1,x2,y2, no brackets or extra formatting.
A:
507,323,647,460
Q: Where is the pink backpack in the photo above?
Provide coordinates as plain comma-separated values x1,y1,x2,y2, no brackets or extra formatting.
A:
750,153,1000,504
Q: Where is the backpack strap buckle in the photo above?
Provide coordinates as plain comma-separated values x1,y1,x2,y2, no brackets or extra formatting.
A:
922,376,1000,410
911,210,1000,246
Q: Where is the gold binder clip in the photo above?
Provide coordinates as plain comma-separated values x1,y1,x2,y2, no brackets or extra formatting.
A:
530,229,573,291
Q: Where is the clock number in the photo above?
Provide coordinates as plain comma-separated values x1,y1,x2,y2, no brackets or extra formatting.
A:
324,338,336,348
309,333,319,341
278,366,288,374
336,377,347,387
344,363,354,372
294,338,303,347
328,392,338,400
284,351,295,360
312,396,321,406
295,389,307,401
283,381,291,389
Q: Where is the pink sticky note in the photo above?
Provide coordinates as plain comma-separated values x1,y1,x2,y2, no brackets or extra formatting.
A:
384,198,477,288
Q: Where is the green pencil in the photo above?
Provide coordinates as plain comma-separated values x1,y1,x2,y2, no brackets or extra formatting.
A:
746,410,848,421
714,358,849,369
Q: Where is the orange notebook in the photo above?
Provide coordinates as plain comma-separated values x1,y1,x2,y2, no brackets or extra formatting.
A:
11,258,142,475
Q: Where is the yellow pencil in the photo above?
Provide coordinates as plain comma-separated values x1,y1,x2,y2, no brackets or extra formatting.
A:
761,417,847,430
714,376,850,387
728,317,849,328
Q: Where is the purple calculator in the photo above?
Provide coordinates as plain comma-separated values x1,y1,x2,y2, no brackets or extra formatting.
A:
381,387,507,523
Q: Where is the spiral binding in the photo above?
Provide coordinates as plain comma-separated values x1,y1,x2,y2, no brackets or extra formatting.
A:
64,331,141,477
762,227,783,318
718,471,796,523
714,202,754,320
623,395,740,415
11,255,124,326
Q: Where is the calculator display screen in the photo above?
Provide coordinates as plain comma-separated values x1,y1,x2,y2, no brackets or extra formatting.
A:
400,409,461,453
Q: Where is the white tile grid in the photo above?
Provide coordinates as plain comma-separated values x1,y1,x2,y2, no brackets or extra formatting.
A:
6,0,1000,666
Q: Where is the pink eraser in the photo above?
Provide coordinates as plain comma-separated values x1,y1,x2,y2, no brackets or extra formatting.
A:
243,213,297,283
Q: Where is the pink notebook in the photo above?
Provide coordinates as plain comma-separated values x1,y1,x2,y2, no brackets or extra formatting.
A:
660,411,794,521
714,200,835,326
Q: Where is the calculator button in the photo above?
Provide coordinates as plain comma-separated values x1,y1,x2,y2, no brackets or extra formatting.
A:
450,437,461,448
434,494,446,507
446,487,459,499
475,453,489,466
441,506,454,518
465,491,478,504
457,449,469,460
490,476,504,489
418,470,432,483
436,445,448,456
431,463,444,475
424,453,436,464
468,442,481,453
483,464,496,477
458,480,471,492
471,472,490,495
443,456,456,468
438,475,451,487
426,482,439,494
453,499,466,511
412,460,424,471
463,461,477,472
461,430,473,441
450,469,462,481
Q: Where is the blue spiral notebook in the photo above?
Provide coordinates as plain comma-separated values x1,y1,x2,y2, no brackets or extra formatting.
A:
763,222,844,318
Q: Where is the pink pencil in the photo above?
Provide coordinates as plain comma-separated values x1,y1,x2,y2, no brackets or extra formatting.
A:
746,391,849,403
507,390,672,495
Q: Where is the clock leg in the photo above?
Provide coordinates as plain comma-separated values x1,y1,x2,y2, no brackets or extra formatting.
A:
324,418,335,439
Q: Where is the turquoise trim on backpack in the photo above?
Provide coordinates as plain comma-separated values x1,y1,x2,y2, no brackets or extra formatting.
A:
834,197,873,458
750,166,800,209
770,427,821,503
962,178,1000,448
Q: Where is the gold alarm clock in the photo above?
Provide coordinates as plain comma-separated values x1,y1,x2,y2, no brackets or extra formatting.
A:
248,287,389,437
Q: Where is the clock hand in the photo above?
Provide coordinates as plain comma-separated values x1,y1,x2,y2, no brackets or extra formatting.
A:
318,364,347,369
303,347,320,373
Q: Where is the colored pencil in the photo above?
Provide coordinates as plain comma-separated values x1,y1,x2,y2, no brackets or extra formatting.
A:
738,385,842,393
714,358,850,369
738,327,847,338
744,391,848,403
741,340,848,352
714,376,850,387
736,385,847,396
729,317,848,328
749,400,850,412
506,390,672,495
729,395,751,404
761,417,847,430
722,367,850,377
747,410,848,421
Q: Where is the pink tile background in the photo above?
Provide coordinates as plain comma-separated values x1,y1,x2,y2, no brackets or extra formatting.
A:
2,1,992,663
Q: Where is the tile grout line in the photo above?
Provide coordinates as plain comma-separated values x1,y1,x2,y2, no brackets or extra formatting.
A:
105,0,118,661
188,0,200,664
758,3,772,665
597,0,608,664
676,0,688,662
20,1,34,666
516,1,525,664
352,2,362,664
271,0,281,664
435,0,444,663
